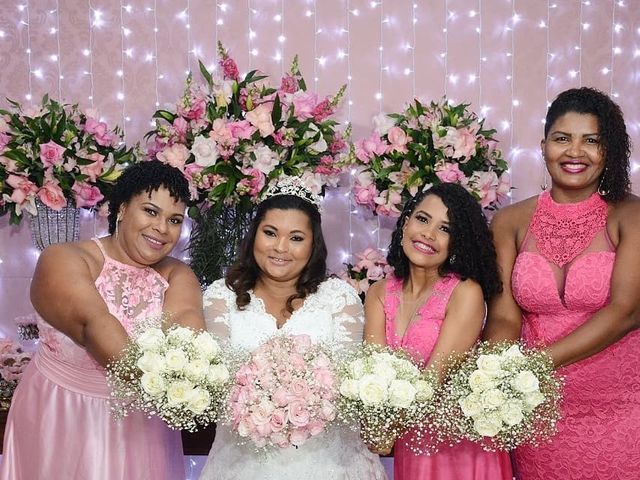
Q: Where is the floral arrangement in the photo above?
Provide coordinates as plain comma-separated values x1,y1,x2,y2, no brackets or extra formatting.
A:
351,98,510,217
0,339,32,409
436,342,563,451
227,334,338,451
0,95,135,224
107,324,231,432
336,343,438,452
339,247,394,301
146,42,350,216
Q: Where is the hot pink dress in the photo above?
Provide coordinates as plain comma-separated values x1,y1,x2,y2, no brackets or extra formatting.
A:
384,274,513,480
0,238,185,480
511,191,640,479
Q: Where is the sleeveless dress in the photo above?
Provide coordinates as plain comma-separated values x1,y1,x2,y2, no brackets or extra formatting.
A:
384,274,513,480
511,191,640,479
0,238,185,480
199,277,387,480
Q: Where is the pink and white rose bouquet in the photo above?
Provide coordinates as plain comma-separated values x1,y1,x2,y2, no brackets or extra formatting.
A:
0,95,135,224
227,334,338,451
352,98,510,217
339,247,394,301
146,42,350,217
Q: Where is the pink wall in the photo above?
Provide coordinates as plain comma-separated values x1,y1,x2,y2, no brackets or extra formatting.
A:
1,0,639,338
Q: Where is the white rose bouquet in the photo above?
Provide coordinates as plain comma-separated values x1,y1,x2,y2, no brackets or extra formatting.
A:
107,324,232,432
437,341,563,451
336,343,438,451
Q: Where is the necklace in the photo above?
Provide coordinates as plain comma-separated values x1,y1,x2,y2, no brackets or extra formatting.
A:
396,289,431,339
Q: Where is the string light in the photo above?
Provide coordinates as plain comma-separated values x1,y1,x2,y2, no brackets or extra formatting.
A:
118,1,127,137
54,1,62,99
87,1,95,105
152,0,160,107
24,0,32,101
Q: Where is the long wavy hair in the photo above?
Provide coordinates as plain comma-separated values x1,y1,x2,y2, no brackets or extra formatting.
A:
387,183,502,301
225,194,327,313
544,87,631,202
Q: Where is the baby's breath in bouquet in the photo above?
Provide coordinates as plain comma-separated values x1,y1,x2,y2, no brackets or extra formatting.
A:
107,324,232,432
336,343,438,452
436,341,563,451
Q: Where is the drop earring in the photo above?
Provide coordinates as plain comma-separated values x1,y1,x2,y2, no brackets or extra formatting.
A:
115,214,122,240
597,168,610,197
540,154,549,191
449,254,456,265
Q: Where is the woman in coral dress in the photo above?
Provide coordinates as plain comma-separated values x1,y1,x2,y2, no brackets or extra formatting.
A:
364,183,513,480
486,87,640,479
1,161,204,480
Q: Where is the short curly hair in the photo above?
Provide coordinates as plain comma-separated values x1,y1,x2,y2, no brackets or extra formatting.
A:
225,194,327,313
387,183,502,301
544,87,631,202
107,160,190,234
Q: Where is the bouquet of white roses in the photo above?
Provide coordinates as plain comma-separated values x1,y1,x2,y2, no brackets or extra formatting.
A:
336,343,438,451
437,341,562,451
107,324,231,432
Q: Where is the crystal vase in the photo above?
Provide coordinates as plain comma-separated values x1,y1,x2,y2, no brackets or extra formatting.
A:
28,198,80,250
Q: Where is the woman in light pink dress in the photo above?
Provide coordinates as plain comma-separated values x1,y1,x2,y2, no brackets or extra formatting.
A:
486,87,640,479
1,161,204,480
364,183,513,480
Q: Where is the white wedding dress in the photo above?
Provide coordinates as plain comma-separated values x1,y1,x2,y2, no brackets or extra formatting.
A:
199,277,388,480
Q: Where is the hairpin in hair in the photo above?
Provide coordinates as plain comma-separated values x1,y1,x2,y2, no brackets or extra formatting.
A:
261,175,323,212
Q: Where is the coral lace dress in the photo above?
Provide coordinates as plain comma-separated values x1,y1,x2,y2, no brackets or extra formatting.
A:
0,238,184,480
384,274,513,480
511,191,640,479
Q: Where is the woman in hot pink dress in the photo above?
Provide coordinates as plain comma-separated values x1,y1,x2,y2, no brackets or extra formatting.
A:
364,183,513,480
486,87,640,479
1,161,204,480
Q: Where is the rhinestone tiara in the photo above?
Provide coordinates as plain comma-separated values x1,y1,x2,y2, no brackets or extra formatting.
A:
261,175,323,211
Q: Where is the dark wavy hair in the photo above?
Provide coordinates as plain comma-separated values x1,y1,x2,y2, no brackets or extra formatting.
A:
387,183,502,301
225,194,327,313
107,160,191,234
544,87,631,202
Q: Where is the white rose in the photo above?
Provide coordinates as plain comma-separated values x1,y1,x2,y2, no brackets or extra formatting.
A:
136,328,165,351
500,400,525,426
459,393,483,418
339,378,360,399
474,413,503,437
348,358,367,379
372,112,396,136
501,344,525,360
136,351,166,374
166,326,195,346
187,387,211,414
511,370,540,394
358,375,388,406
185,358,209,381
371,352,396,364
191,135,219,167
481,388,507,410
394,358,420,381
164,348,188,372
207,364,230,385
388,379,417,409
140,372,166,397
414,380,435,402
468,370,496,392
373,362,397,386
192,332,221,360
523,390,545,411
476,354,504,377
253,145,279,175
166,380,195,405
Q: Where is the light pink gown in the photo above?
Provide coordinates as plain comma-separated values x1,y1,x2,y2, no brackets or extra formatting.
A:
511,191,640,479
384,274,513,480
0,238,185,480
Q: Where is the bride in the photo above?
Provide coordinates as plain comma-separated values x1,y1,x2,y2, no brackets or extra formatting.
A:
199,177,387,480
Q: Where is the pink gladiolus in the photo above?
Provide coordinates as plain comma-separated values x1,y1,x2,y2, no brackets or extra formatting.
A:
279,74,299,94
311,98,334,122
39,140,66,168
220,57,239,80
37,181,67,211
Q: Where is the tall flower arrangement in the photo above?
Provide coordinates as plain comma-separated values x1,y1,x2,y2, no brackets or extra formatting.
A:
0,95,134,224
352,98,510,217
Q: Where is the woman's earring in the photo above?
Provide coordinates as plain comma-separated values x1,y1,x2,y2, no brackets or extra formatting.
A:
597,168,610,197
449,254,456,265
540,155,549,191
115,215,122,240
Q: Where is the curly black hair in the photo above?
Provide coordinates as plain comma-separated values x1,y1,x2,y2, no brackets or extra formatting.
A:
387,183,502,301
544,87,631,202
107,160,191,234
225,194,327,313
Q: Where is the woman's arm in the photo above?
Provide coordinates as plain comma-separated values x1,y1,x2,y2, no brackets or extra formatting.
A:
484,206,524,342
363,280,387,345
30,244,129,367
545,199,640,367
162,260,205,330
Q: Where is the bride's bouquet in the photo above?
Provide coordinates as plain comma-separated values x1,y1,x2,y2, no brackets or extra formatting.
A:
227,334,338,451
336,344,438,451
436,341,563,451
107,324,232,432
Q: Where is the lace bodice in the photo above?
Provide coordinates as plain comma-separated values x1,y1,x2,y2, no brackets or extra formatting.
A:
37,238,168,369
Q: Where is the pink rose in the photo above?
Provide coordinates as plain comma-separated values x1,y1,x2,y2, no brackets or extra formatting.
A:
245,104,275,137
355,133,387,163
292,92,318,121
386,126,411,153
228,120,256,140
39,140,66,168
235,364,257,386
6,174,38,204
287,401,311,427
220,57,239,80
71,182,104,208
435,162,466,184
37,181,67,211
84,117,113,146
157,143,190,170
307,420,326,437
313,367,335,390
79,152,105,182
269,409,287,432
289,427,311,447
273,387,293,407
289,378,311,399
353,183,378,208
